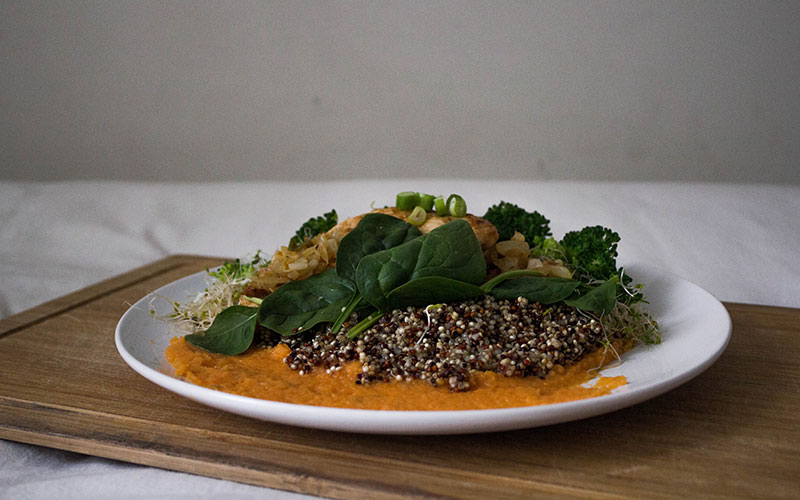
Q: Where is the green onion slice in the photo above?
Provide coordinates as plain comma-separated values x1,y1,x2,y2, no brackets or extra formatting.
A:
448,194,467,217
418,193,435,211
396,191,420,210
433,196,448,216
407,206,427,226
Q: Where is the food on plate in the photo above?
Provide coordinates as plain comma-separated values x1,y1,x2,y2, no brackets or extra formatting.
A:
158,192,660,410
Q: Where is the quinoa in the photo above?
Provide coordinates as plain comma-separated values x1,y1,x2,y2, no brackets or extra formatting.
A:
257,295,609,392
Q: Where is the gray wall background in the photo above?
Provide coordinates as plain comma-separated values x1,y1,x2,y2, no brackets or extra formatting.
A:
1,1,798,183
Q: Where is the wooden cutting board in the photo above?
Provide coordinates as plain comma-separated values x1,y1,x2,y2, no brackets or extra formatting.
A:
1,255,798,499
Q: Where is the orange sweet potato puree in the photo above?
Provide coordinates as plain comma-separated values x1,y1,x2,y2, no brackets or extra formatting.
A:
165,337,628,410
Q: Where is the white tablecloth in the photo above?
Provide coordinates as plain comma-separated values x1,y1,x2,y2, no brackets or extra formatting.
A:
1,180,798,499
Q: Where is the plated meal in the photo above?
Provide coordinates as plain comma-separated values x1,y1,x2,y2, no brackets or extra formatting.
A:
154,192,664,411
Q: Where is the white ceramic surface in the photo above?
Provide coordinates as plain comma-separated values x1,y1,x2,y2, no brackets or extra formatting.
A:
115,264,731,435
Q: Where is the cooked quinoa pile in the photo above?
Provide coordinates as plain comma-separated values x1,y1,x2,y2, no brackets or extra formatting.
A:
259,296,609,392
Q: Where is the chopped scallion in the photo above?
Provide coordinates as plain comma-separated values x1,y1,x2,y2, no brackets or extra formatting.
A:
407,206,427,226
396,191,420,210
448,194,467,217
418,193,435,211
434,196,448,216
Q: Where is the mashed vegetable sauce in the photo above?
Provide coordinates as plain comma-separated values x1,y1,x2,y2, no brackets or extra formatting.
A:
165,337,628,410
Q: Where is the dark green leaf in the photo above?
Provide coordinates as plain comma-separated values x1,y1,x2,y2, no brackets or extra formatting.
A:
336,213,422,283
355,220,486,311
565,280,617,315
185,306,257,355
258,268,355,335
386,277,484,309
489,276,580,304
355,239,423,311
411,219,486,283
480,269,544,293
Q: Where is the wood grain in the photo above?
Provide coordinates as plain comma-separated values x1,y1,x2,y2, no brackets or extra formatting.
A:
1,255,798,499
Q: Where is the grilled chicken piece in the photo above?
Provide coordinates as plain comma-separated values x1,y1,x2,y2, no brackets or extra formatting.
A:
326,207,499,251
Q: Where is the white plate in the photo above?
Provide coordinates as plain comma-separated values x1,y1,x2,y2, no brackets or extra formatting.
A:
115,264,731,435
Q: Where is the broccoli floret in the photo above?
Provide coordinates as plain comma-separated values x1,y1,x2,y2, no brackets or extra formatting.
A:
559,225,620,282
288,209,338,250
559,226,645,305
483,202,551,246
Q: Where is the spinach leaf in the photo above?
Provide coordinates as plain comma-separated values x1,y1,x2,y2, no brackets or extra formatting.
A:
489,276,580,304
355,239,423,311
336,213,422,283
480,269,543,293
258,268,355,335
331,213,423,331
411,219,486,283
185,305,257,355
386,277,484,309
355,219,486,311
565,280,617,315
